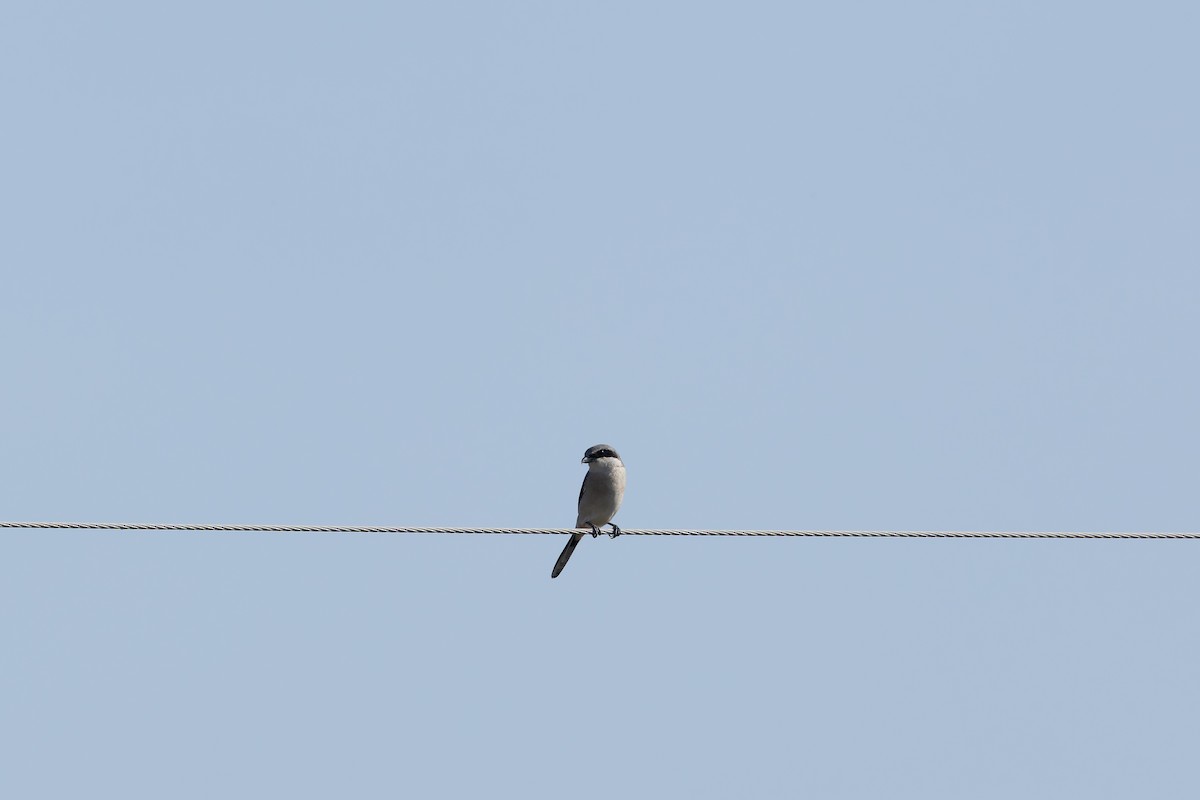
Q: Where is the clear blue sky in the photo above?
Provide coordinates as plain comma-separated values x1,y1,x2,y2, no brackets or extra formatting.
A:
3,3,1198,797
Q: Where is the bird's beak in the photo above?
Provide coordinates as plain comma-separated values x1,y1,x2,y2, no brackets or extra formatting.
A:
581,457,591,464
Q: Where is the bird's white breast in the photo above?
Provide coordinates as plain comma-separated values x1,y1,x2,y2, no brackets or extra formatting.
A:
577,457,626,528
588,458,626,495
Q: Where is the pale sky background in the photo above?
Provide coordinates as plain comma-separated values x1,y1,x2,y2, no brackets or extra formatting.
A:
3,2,1199,798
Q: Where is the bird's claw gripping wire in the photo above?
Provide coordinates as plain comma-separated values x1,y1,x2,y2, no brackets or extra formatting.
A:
607,523,622,539
589,524,602,539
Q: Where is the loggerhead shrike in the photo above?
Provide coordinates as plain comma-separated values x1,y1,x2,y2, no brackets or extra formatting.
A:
551,444,626,578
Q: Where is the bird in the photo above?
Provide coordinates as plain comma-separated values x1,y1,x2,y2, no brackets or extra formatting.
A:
551,444,626,578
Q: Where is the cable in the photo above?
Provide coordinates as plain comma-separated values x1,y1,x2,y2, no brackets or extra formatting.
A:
0,521,1198,539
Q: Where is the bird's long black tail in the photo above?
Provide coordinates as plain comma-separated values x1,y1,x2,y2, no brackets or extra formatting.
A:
551,532,584,579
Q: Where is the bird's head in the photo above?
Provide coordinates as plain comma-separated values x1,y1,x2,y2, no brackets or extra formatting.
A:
581,444,621,464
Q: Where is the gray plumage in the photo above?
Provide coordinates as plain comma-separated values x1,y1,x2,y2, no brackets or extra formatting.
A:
551,444,626,578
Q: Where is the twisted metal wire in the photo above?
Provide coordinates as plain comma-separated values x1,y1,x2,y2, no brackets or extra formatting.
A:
1,522,1198,539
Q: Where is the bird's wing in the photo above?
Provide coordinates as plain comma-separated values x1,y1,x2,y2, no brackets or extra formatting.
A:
577,470,591,507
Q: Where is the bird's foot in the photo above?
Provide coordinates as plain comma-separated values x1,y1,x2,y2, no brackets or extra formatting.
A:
607,523,622,539
589,524,601,539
